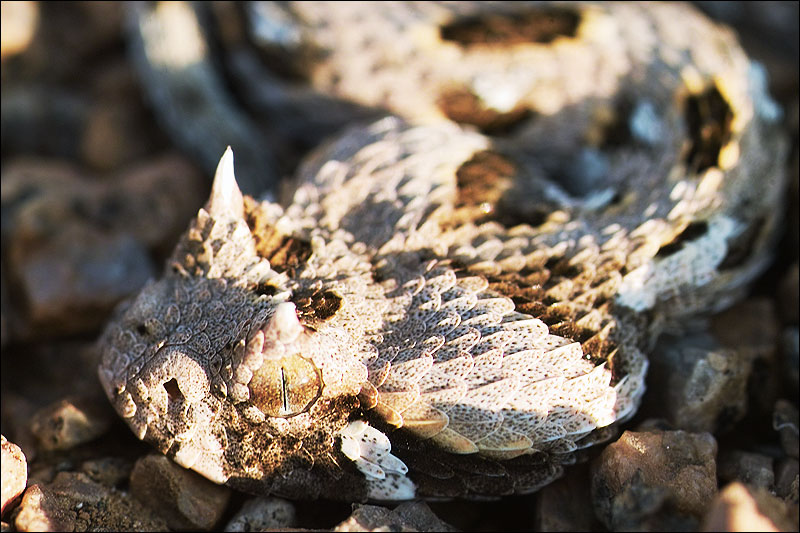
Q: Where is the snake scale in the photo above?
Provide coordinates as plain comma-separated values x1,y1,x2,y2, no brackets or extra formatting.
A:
96,2,788,501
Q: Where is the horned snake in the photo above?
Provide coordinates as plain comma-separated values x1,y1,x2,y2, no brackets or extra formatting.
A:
97,1,788,501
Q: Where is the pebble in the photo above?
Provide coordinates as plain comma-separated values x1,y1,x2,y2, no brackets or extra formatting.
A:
129,454,231,531
701,482,798,532
646,298,782,434
224,497,296,531
648,331,752,433
29,394,114,452
14,471,167,532
591,427,717,531
1,435,27,515
718,450,775,490
334,502,457,532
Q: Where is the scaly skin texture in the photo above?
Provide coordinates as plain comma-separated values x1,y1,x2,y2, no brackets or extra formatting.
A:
101,2,787,500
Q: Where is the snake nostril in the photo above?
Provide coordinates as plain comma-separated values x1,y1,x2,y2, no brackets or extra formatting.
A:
163,378,184,402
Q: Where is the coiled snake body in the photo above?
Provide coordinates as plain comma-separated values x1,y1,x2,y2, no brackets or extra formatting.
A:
97,2,787,500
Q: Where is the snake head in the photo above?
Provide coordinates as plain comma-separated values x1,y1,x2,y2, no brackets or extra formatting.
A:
97,149,372,491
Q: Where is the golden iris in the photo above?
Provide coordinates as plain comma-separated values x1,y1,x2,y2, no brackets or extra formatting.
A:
249,354,322,417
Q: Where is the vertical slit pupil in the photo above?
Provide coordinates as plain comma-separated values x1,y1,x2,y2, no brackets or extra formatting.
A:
280,366,289,412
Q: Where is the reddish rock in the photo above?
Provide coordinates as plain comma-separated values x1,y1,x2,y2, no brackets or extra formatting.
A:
1,435,27,516
591,428,718,531
701,482,798,532
130,454,231,531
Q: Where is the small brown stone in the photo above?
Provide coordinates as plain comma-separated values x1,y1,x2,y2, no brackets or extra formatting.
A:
13,472,167,532
1,435,27,516
701,482,798,532
130,454,231,531
29,394,114,452
591,428,718,530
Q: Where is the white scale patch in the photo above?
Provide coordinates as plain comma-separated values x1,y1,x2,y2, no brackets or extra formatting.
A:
340,420,415,500
616,214,740,312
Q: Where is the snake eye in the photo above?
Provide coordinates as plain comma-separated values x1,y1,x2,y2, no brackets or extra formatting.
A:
249,354,322,417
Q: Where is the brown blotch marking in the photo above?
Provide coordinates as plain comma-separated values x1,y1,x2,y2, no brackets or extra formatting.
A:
291,287,343,326
440,7,580,45
438,89,533,135
685,85,733,174
471,261,621,371
453,150,516,222
451,150,548,229
244,196,312,276
655,220,709,258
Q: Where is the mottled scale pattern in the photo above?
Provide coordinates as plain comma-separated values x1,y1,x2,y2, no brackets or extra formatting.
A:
99,1,787,501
